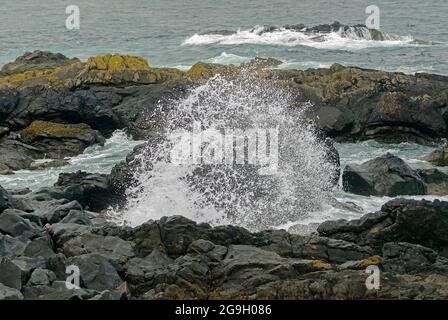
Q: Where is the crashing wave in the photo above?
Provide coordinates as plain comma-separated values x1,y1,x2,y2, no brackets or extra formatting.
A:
111,72,338,231
183,21,432,50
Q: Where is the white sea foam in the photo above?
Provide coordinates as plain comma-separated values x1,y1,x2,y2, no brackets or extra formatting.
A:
110,73,338,231
0,130,141,191
207,52,251,65
183,25,416,50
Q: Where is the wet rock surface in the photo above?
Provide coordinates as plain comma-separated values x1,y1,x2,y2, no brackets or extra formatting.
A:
1,180,448,299
342,153,427,196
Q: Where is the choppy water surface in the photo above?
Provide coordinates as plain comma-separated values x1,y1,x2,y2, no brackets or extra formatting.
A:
1,0,447,74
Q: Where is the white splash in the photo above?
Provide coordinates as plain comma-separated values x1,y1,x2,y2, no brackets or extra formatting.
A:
183,25,416,50
112,73,338,231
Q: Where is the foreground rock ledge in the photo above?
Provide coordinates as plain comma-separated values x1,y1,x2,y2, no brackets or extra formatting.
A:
1,183,448,299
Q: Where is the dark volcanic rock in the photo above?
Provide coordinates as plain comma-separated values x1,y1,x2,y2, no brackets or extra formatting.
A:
0,210,41,239
19,120,105,159
0,283,24,300
54,171,119,211
0,185,12,213
66,254,122,291
342,153,427,196
318,198,448,254
416,168,448,195
0,258,24,290
0,137,37,171
0,51,79,77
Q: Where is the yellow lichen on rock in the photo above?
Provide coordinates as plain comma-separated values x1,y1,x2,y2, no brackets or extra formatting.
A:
86,54,150,71
312,260,332,270
354,256,383,268
21,120,94,142
185,62,240,81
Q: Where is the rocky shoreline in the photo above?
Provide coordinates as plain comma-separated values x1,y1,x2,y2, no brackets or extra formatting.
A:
1,51,448,300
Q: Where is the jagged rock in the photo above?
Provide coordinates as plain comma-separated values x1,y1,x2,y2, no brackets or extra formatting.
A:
0,210,41,239
21,280,97,300
10,256,47,283
381,242,441,274
416,168,448,195
0,51,79,77
0,185,11,212
291,235,373,263
66,254,122,291
0,283,24,300
44,200,83,224
62,233,135,267
0,234,29,257
318,198,448,254
125,249,173,292
54,171,118,211
23,237,55,260
342,153,427,196
254,270,448,299
60,210,92,226
49,223,90,247
5,209,41,226
0,258,24,289
0,138,35,171
20,121,105,158
27,268,56,286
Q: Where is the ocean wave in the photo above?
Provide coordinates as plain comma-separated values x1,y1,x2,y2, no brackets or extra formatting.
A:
206,52,251,65
183,21,426,50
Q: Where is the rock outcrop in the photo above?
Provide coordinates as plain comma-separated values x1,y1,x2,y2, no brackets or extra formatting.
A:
1,51,448,144
20,121,105,158
342,153,427,196
1,182,448,300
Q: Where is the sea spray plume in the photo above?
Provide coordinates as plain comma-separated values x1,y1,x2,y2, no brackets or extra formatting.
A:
112,71,338,231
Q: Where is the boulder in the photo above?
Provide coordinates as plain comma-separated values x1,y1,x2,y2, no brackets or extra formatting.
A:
20,120,105,158
66,254,122,291
54,171,118,211
342,153,427,196
0,185,11,213
21,280,97,300
0,258,24,289
0,51,79,77
44,200,83,224
0,234,29,257
27,268,57,286
0,283,24,300
0,138,36,171
62,233,135,267
60,210,92,226
318,198,448,254
416,168,448,195
23,237,55,260
10,256,47,283
0,210,41,239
